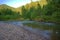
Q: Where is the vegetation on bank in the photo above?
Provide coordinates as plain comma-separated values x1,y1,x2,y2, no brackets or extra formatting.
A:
0,8,21,20
20,0,60,23
0,0,60,23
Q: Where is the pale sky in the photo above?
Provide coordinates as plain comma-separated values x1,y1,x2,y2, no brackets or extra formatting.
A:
0,0,39,8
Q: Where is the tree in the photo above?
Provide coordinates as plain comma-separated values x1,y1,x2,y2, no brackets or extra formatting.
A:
21,6,28,19
45,0,60,40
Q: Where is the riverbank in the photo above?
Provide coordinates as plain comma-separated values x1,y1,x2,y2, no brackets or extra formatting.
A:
0,22,51,40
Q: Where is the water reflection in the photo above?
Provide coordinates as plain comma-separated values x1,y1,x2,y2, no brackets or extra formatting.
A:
22,21,60,40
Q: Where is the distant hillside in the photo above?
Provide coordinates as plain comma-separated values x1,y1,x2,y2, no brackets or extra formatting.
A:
0,4,16,11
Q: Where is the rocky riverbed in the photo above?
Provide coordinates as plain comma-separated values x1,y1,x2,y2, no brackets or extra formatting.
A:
0,22,51,40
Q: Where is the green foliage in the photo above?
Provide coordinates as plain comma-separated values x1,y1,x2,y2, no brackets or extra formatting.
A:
21,3,42,20
42,0,60,23
0,8,20,20
0,0,60,23
45,0,60,40
20,0,60,23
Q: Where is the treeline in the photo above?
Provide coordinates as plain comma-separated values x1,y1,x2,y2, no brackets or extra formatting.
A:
0,8,20,20
20,0,60,23
0,0,60,23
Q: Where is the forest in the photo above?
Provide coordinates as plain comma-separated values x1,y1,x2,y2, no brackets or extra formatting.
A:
0,0,60,23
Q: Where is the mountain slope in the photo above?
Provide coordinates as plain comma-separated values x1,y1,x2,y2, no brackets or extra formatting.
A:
0,4,16,11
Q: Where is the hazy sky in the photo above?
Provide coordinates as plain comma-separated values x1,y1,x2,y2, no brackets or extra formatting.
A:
0,0,38,8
